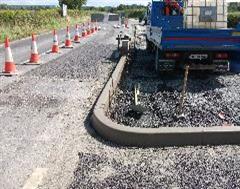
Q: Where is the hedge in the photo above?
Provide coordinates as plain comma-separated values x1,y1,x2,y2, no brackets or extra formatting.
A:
228,12,240,28
0,9,90,27
0,9,90,42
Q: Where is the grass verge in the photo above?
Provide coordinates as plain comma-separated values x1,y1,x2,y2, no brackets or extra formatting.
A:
0,9,91,43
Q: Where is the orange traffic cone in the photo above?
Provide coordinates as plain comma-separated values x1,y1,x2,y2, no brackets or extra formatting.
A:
2,37,17,76
25,34,40,65
95,21,98,32
51,29,59,53
87,22,91,35
125,19,129,28
82,23,87,37
74,24,80,43
64,26,73,48
91,22,95,33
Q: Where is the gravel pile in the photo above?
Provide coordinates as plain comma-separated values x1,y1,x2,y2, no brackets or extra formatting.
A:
69,145,240,188
108,46,240,127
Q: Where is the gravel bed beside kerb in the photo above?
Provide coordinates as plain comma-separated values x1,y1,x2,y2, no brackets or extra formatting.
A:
108,45,240,128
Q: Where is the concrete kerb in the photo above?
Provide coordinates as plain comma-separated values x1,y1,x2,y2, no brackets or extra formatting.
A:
90,56,240,147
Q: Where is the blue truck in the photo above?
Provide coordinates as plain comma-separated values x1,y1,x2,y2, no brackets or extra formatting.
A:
146,0,240,72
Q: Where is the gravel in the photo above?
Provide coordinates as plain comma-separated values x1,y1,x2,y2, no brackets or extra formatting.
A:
0,22,120,189
66,27,240,189
27,34,117,81
108,42,240,128
69,145,240,189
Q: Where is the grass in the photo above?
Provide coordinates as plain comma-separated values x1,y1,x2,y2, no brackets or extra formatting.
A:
0,9,91,43
229,12,240,15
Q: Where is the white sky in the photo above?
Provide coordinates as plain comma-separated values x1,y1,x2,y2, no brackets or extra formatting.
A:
0,0,239,6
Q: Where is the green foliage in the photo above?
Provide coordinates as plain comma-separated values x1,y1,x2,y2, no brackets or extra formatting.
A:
59,0,87,9
228,3,240,12
0,9,61,27
0,4,56,10
0,4,8,9
0,9,90,43
118,8,145,19
228,12,240,28
83,4,146,19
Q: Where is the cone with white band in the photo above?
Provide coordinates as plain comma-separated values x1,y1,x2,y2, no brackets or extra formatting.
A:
2,37,17,76
28,34,40,64
95,20,98,32
87,22,91,35
91,22,95,33
82,23,87,37
74,24,80,43
52,29,59,53
64,26,73,48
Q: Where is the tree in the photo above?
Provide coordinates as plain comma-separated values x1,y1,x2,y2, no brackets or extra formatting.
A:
0,4,8,10
228,3,240,12
59,0,87,9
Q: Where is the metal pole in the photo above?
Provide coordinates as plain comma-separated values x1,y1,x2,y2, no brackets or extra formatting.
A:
117,34,120,50
134,83,140,106
178,65,190,116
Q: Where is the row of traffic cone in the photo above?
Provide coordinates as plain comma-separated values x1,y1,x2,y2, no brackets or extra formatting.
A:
2,21,100,76
59,22,100,50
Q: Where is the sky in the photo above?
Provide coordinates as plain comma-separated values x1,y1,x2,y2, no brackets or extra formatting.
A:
0,0,150,6
0,0,239,6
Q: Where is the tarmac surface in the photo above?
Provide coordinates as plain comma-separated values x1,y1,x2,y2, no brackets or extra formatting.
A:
0,26,77,70
0,22,120,189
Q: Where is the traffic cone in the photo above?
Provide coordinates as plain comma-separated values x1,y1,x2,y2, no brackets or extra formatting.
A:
2,37,17,76
64,26,73,48
74,24,80,43
82,23,87,37
95,21,98,32
26,34,40,65
125,19,129,28
87,22,91,35
91,27,95,34
91,22,95,33
51,29,59,53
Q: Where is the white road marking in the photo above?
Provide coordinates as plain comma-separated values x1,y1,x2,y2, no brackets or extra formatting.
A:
22,168,48,189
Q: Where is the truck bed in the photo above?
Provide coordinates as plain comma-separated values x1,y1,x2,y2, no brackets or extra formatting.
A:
161,29,240,51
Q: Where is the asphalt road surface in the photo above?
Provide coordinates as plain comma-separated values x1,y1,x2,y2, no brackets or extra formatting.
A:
0,26,80,70
0,21,122,189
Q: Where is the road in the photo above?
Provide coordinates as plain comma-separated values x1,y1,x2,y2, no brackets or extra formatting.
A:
0,22,121,189
0,26,80,70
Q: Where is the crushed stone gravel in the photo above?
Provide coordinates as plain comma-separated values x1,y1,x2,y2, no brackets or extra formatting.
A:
69,145,240,189
108,45,240,128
